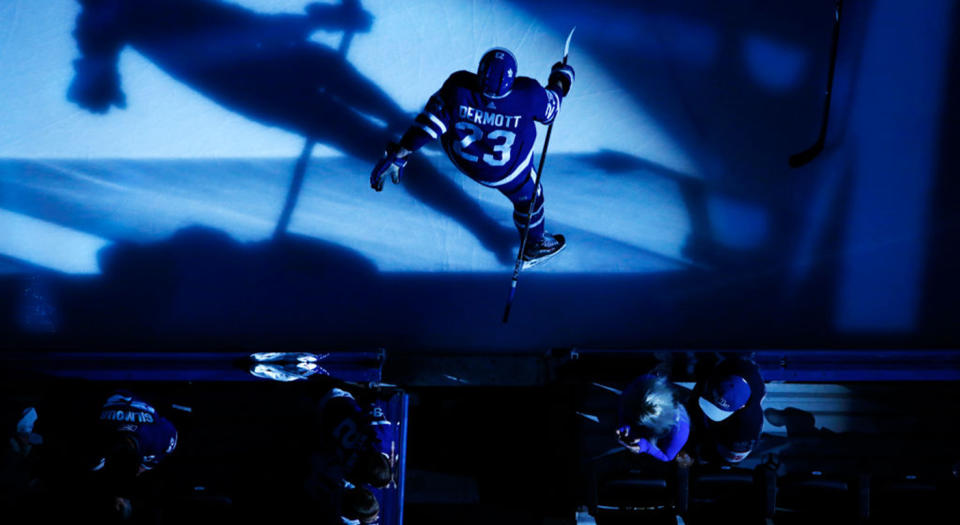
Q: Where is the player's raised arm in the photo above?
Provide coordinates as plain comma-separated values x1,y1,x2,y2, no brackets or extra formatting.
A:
533,62,575,125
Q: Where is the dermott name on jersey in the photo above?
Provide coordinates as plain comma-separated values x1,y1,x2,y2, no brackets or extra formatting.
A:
458,105,521,129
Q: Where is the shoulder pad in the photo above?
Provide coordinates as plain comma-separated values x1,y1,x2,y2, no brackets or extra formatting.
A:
444,70,479,90
512,76,543,92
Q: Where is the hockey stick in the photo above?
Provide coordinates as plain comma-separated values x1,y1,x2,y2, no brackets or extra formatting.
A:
789,0,843,168
502,27,575,324
274,0,361,239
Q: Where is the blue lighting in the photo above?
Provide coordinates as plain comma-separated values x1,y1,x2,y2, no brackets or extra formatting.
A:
0,0,954,345
707,195,769,250
743,34,809,92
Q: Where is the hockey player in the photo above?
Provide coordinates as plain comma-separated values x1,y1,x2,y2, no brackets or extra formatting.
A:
370,48,575,268
91,391,178,477
306,386,390,524
88,391,178,521
312,387,390,486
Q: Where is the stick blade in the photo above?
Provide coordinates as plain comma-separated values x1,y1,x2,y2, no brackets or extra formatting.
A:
788,142,824,168
563,27,576,59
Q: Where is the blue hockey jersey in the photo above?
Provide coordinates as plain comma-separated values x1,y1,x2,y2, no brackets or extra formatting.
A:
307,388,390,523
315,388,380,472
96,392,177,471
407,71,561,186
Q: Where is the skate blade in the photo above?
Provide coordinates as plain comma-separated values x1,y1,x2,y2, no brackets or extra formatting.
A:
250,364,310,382
249,362,327,382
250,352,324,363
521,243,566,270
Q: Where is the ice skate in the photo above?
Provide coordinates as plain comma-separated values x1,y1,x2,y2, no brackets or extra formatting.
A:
248,353,329,381
522,233,566,269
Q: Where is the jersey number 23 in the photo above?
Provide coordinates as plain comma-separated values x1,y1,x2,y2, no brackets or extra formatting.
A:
453,122,515,167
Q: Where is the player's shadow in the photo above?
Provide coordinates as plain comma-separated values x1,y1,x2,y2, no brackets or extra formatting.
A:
65,225,386,341
67,0,516,263
576,149,736,268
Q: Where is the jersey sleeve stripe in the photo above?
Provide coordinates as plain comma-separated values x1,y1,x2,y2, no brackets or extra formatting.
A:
478,148,534,188
544,90,560,123
547,89,560,108
416,122,439,140
423,112,447,134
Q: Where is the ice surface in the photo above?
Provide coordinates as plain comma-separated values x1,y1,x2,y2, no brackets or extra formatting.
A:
0,0,955,341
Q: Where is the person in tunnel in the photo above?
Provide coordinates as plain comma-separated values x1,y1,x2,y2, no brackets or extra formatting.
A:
690,357,766,464
88,390,178,521
370,48,576,268
306,385,390,524
615,374,691,463
1,406,44,519
68,0,518,261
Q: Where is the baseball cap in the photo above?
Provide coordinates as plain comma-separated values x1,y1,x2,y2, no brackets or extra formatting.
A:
699,375,751,422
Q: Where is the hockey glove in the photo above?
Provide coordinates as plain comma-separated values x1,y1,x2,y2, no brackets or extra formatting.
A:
548,62,575,97
370,142,409,192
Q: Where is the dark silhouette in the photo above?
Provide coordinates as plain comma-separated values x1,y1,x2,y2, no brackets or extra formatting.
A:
68,0,516,262
764,407,829,438
86,225,382,338
576,150,716,268
506,0,873,307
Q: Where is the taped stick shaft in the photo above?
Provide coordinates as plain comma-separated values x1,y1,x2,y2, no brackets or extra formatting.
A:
502,28,574,323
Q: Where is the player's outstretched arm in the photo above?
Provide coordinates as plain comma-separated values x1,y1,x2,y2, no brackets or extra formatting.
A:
370,90,450,192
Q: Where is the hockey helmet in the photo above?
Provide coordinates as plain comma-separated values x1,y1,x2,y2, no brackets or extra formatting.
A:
478,47,517,99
